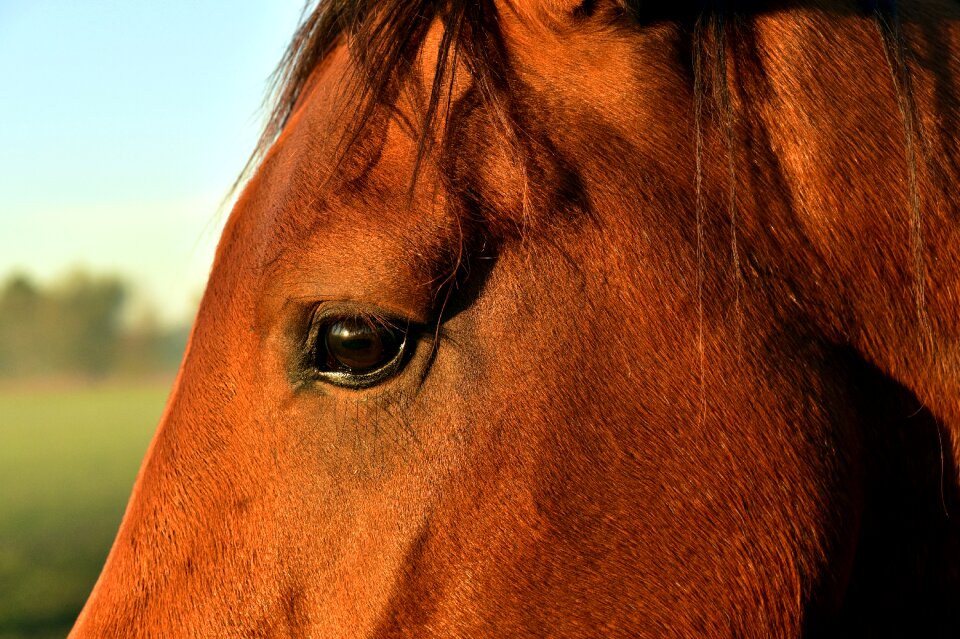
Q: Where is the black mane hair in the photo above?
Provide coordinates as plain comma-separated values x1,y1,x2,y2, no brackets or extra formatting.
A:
243,0,512,190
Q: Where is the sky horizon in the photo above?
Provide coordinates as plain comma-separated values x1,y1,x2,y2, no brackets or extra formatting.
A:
0,1,307,325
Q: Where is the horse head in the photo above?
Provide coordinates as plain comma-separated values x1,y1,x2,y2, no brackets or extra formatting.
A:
71,1,960,636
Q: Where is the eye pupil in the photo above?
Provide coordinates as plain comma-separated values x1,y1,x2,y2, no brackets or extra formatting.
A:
323,318,396,373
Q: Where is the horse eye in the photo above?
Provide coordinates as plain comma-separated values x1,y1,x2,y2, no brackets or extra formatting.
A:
312,316,408,387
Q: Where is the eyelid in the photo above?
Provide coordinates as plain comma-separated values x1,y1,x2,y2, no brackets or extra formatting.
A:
305,302,414,348
306,299,422,328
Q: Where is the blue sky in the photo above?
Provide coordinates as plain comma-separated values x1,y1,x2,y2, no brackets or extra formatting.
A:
0,1,306,322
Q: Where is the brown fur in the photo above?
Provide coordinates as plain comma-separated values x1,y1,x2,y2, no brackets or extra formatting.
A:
71,1,959,637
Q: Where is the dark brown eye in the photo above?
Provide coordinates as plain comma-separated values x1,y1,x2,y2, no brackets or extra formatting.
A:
324,318,399,372
311,315,408,388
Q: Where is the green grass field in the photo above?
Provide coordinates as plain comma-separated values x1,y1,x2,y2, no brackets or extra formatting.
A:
0,383,170,639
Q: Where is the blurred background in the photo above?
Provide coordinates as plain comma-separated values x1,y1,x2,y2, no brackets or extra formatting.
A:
0,2,305,637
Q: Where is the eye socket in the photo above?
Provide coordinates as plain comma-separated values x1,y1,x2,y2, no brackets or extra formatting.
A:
309,314,409,388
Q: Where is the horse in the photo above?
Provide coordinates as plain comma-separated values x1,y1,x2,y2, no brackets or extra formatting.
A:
70,0,959,636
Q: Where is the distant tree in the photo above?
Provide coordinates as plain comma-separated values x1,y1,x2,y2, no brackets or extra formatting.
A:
0,274,45,376
116,303,189,376
0,269,190,380
50,271,128,376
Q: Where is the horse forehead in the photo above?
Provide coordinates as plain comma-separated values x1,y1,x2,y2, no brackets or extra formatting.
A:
225,74,468,325
238,92,433,276
241,13,685,265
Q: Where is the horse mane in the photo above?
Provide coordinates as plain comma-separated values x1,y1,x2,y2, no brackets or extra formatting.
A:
241,0,663,187
239,0,511,192
240,0,925,340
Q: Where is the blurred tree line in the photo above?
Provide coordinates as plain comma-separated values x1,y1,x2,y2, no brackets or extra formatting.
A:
0,271,191,379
